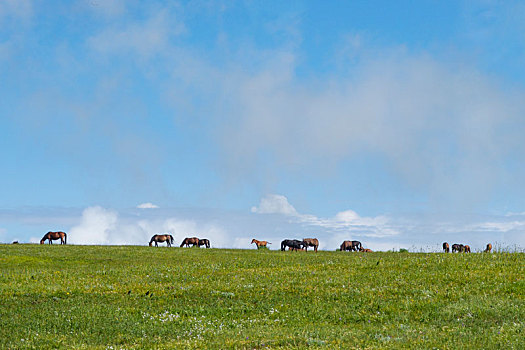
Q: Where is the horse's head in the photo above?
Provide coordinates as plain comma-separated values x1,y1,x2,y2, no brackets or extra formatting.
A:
251,239,256,244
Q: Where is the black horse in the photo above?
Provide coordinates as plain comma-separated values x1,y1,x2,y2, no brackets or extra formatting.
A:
452,243,464,253
198,238,210,248
281,239,304,251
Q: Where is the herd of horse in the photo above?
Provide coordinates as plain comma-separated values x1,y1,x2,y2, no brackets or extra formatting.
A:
275,238,373,252
442,242,492,253
36,231,493,253
150,235,211,248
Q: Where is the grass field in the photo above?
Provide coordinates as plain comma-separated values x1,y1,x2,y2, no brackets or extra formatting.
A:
0,245,523,349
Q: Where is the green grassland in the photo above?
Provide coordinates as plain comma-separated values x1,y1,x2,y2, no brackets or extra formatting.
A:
0,245,523,349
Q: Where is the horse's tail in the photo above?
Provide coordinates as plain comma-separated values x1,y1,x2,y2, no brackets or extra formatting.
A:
64,232,67,245
267,242,272,244
170,235,174,244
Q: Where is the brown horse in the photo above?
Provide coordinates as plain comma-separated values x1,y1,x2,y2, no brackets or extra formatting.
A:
484,243,492,253
40,231,67,245
180,237,199,247
289,247,305,251
302,238,319,252
464,245,471,253
443,242,450,253
149,234,174,247
340,240,361,252
251,239,271,249
198,239,210,248
360,248,373,252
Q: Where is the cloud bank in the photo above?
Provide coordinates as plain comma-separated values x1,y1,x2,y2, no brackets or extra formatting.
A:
5,197,524,252
66,206,228,247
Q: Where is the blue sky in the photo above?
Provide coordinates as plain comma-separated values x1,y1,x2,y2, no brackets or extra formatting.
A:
1,0,525,250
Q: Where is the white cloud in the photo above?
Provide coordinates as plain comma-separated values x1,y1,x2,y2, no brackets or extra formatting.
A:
252,194,399,239
137,202,159,209
251,194,298,215
66,206,228,247
334,210,360,222
69,206,118,245
299,211,398,238
215,49,525,209
87,8,185,59
466,221,525,233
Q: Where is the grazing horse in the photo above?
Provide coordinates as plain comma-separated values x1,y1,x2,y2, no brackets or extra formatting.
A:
40,231,67,245
443,242,450,253
149,234,174,247
484,243,492,253
281,239,304,251
198,239,210,248
251,239,271,249
180,237,199,247
360,248,373,252
452,243,462,253
464,245,471,253
302,238,319,252
340,240,362,252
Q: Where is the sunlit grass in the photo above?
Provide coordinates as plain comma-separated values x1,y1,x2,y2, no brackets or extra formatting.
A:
0,245,523,349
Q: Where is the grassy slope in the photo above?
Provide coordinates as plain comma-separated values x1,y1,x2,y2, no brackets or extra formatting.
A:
0,245,523,349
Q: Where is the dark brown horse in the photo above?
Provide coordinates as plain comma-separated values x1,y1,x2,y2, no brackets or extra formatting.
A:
340,240,361,252
198,239,210,248
251,239,271,249
443,242,450,253
484,243,492,253
180,237,199,247
452,243,462,253
149,234,174,247
40,231,67,245
302,238,319,252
